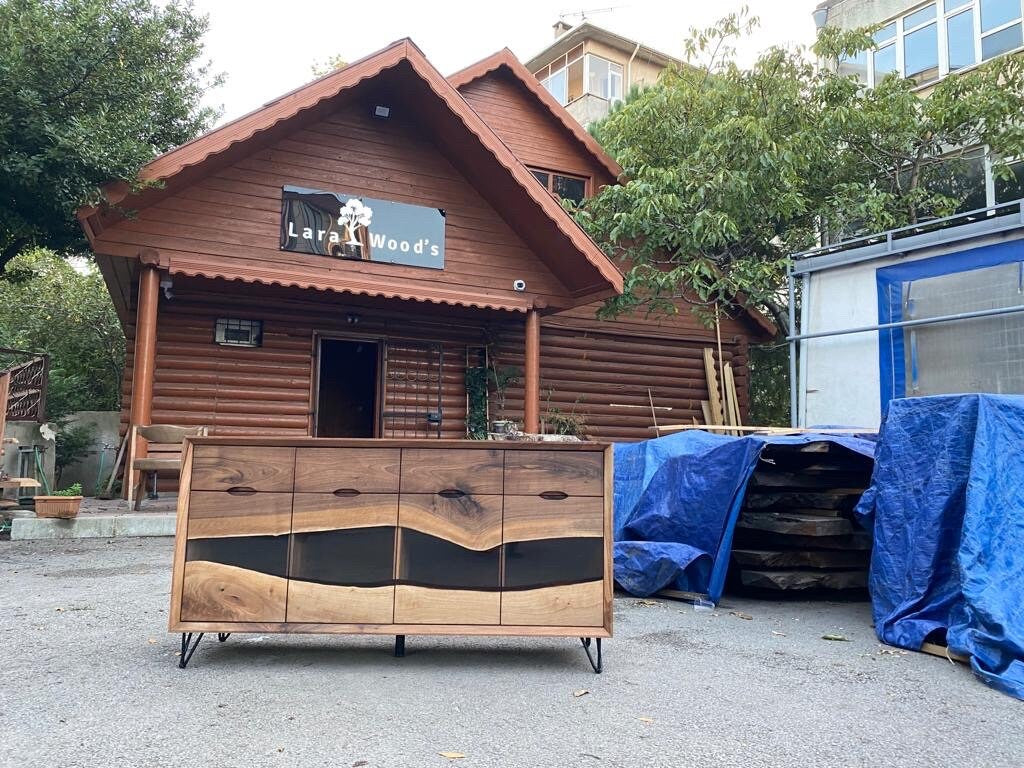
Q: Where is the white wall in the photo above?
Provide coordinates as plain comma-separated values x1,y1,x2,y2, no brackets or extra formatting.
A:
799,229,1024,428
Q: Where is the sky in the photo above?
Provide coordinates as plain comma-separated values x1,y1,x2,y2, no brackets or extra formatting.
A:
192,0,823,126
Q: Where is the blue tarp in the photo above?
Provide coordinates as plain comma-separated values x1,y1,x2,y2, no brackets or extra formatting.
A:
855,394,1024,700
613,430,876,603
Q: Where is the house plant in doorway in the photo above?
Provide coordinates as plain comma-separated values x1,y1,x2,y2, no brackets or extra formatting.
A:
34,483,83,519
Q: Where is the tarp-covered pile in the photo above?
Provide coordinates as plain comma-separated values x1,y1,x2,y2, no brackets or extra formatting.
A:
855,394,1024,700
613,430,875,603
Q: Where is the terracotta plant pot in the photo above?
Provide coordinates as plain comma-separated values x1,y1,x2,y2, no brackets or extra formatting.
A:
34,496,83,519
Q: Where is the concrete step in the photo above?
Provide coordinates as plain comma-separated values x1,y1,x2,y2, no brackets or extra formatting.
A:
11,513,175,540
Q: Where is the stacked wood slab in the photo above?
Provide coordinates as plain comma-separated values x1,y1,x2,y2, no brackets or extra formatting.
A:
731,441,874,593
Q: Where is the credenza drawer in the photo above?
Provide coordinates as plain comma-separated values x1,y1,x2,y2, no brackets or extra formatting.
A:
398,493,503,551
502,495,604,543
186,490,292,539
190,445,295,492
293,448,401,493
291,492,398,533
502,450,604,497
399,448,503,494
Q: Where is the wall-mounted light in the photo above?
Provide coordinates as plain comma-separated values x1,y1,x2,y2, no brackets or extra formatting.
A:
346,313,361,325
372,105,391,119
160,277,174,300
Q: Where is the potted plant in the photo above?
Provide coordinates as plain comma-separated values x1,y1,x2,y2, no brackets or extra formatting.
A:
34,483,84,519
488,364,521,435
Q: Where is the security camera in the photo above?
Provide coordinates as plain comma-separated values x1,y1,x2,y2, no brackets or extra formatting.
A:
513,279,527,292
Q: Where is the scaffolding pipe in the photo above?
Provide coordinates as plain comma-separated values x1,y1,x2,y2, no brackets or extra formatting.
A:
786,302,1024,343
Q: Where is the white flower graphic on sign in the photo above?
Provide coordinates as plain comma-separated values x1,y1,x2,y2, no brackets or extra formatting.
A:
337,198,373,247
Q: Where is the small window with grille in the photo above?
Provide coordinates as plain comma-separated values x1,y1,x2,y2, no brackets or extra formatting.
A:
214,318,263,348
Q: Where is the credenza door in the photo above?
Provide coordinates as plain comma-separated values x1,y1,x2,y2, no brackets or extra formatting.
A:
394,448,503,624
500,450,606,627
286,448,401,624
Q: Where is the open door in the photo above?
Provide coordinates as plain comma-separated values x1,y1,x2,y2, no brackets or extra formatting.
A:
315,338,380,437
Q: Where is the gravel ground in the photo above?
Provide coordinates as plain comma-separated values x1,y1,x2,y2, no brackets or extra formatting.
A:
1,538,1021,768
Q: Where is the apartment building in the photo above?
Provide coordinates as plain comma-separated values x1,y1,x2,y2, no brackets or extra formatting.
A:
815,0,1024,208
523,21,681,127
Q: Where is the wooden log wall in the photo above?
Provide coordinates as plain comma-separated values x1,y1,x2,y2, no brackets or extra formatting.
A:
491,325,749,442
119,278,488,440
118,277,750,445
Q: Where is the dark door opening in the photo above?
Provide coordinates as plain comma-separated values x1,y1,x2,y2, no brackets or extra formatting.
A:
316,338,379,437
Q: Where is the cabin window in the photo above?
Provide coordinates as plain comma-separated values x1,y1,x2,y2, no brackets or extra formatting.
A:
529,168,588,205
214,318,263,347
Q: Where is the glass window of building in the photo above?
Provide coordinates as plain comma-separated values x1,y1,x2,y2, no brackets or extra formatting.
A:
586,55,623,101
995,160,1024,203
874,43,899,81
529,168,589,204
947,8,978,70
904,20,940,83
980,0,1021,30
982,21,1024,58
839,49,869,82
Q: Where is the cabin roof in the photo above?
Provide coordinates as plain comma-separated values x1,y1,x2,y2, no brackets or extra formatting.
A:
78,38,623,313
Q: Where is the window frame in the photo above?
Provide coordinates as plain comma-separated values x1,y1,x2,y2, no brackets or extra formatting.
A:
536,49,625,106
528,167,591,204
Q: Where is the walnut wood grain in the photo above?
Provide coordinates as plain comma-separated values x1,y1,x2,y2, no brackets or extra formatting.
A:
286,582,395,624
291,493,398,533
293,447,401,493
186,491,292,539
500,580,604,627
502,495,603,543
502,450,604,496
398,493,503,551
191,445,296,492
180,560,287,622
399,448,503,494
394,585,500,625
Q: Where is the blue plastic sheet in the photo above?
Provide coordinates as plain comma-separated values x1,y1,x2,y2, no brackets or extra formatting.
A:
855,394,1024,700
613,430,876,603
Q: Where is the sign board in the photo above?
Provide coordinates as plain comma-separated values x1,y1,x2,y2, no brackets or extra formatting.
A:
280,185,445,269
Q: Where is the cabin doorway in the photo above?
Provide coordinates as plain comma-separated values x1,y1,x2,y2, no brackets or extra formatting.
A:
315,338,380,437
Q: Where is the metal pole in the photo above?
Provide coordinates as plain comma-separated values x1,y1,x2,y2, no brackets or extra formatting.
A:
786,302,1024,343
788,268,798,428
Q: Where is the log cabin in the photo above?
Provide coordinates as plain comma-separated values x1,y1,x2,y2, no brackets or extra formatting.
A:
77,39,774,452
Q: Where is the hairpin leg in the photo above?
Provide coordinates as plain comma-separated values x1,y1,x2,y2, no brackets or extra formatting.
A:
178,632,204,669
580,637,602,674
217,633,231,643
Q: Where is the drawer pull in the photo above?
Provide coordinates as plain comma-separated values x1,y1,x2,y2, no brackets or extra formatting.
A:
539,491,569,500
438,488,466,499
226,486,257,496
332,488,362,497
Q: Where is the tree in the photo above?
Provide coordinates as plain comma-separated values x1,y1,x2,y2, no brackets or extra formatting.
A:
577,12,1024,333
0,248,124,420
311,53,349,77
0,0,220,270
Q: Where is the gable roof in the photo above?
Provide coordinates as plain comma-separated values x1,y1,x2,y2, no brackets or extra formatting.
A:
448,48,623,183
78,38,623,312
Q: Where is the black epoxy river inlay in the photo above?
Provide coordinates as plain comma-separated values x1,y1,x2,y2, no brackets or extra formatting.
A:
185,535,289,579
290,527,396,586
503,537,604,590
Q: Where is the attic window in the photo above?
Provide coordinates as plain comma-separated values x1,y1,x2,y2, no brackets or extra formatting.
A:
215,318,263,347
530,168,588,205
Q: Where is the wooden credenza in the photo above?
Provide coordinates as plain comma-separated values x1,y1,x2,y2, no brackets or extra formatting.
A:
169,438,612,669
